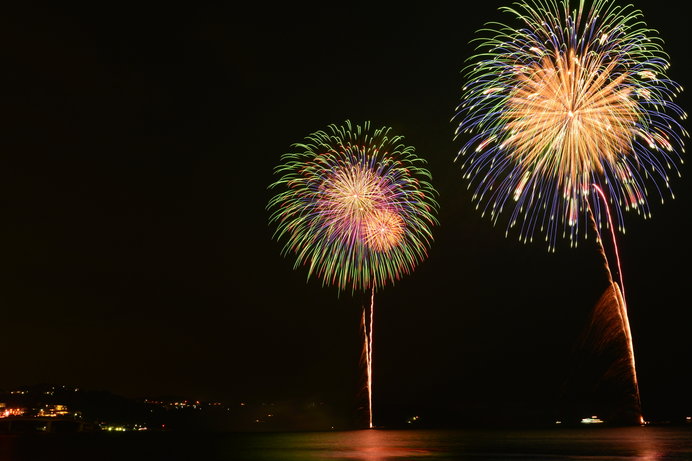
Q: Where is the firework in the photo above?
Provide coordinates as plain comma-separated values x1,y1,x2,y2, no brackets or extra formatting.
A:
268,121,439,427
455,0,687,250
268,121,438,292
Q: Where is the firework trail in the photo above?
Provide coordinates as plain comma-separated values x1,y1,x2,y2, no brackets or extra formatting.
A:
455,0,686,422
361,288,375,428
589,185,625,299
268,121,438,428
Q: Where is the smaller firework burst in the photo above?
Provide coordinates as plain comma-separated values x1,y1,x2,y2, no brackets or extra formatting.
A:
268,120,439,293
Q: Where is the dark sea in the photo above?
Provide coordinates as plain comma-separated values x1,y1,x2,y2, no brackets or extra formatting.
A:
1,426,691,460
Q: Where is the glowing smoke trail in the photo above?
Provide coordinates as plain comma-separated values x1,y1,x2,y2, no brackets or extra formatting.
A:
588,183,643,423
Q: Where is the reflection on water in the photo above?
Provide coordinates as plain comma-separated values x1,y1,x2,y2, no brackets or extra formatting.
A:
236,427,692,461
243,429,439,460
0,426,691,461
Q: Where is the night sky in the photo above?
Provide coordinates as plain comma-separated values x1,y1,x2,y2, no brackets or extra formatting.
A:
2,2,690,426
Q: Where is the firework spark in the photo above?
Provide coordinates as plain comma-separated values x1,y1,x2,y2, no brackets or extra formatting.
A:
455,0,687,250
268,121,439,427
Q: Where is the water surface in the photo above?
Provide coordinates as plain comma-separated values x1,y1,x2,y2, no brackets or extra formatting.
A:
1,426,690,460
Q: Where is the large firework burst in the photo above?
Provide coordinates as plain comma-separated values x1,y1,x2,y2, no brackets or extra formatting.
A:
455,0,687,250
268,120,438,292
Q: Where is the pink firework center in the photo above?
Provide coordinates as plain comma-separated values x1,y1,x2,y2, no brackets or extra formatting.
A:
362,209,405,253
317,162,406,253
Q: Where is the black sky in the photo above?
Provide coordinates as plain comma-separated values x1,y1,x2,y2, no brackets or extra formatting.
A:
1,1,690,426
